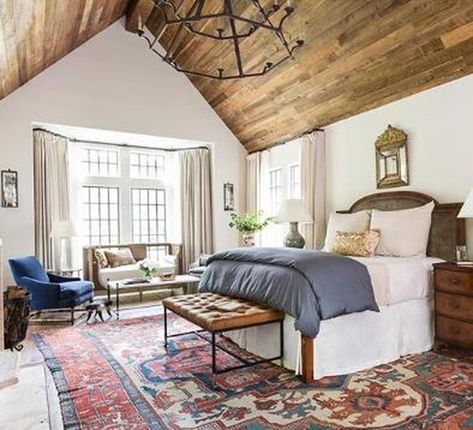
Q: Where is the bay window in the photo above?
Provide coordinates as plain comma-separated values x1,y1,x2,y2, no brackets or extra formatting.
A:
74,143,177,253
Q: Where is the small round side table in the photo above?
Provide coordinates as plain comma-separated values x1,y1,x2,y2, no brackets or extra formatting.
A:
85,299,113,323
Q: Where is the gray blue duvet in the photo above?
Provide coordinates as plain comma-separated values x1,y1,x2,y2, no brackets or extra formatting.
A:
198,247,379,338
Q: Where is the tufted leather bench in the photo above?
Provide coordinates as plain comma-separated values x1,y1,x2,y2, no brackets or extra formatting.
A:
162,292,284,383
162,292,284,331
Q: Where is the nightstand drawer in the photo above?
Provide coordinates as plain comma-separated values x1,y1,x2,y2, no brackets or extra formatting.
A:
436,270,472,296
436,292,473,322
436,315,473,349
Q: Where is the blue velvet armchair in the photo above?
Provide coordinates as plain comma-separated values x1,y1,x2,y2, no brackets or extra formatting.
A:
9,256,94,324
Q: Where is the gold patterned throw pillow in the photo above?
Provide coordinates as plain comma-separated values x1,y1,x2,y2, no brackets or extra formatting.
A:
104,249,136,268
331,230,381,257
94,249,109,269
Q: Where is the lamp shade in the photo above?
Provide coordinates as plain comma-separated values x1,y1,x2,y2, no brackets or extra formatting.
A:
458,188,473,218
50,220,78,238
276,199,313,223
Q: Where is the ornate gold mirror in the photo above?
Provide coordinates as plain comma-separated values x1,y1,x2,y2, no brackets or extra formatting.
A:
375,125,409,189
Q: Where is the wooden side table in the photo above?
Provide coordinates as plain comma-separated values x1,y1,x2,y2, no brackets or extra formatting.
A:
53,268,83,278
433,262,473,351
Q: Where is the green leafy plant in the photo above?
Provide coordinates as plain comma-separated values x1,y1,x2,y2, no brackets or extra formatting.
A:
229,211,274,234
139,259,159,279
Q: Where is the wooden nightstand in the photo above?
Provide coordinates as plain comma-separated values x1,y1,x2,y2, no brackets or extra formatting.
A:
433,262,473,351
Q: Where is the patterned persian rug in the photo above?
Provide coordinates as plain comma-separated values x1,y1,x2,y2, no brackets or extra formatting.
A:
34,314,473,429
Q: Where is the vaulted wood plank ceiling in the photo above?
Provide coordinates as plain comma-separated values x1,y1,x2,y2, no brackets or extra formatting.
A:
0,0,129,101
1,1,473,152
139,0,473,152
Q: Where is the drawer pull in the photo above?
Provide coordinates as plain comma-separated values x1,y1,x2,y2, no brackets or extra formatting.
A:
448,277,460,285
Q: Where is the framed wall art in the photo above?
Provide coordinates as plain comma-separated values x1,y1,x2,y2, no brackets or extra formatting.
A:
375,125,409,189
1,170,18,208
223,183,235,211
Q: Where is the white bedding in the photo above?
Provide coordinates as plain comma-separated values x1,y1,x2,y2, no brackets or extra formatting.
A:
225,255,442,379
356,256,443,306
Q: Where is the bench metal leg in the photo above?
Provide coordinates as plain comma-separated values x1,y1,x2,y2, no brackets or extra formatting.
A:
163,308,284,387
164,306,168,348
211,332,217,386
116,282,120,320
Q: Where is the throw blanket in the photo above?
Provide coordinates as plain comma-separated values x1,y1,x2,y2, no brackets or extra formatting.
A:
198,247,379,338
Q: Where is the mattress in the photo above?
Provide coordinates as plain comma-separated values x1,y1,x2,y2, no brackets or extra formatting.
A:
354,256,443,306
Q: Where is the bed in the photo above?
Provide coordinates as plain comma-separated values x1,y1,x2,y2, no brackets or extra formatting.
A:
209,191,466,382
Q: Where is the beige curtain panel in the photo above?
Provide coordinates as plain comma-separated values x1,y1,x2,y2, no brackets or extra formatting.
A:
179,148,214,270
33,129,71,269
301,130,326,250
245,152,261,213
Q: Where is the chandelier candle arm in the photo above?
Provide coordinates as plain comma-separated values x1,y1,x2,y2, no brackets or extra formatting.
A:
138,0,305,80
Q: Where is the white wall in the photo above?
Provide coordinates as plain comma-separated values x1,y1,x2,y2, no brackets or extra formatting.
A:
326,74,473,258
0,20,246,283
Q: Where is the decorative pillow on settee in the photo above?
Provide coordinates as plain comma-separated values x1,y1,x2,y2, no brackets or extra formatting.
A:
94,249,109,269
104,249,136,268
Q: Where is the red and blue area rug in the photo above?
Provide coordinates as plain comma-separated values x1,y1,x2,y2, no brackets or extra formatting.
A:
34,314,473,429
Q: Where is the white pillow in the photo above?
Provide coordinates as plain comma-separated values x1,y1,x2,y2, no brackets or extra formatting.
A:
370,201,435,257
324,211,371,251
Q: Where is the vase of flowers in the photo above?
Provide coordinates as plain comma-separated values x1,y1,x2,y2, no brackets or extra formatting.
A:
229,211,274,246
139,259,159,280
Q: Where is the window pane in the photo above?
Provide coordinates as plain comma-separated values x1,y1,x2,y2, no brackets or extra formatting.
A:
90,188,99,203
90,150,98,163
100,188,108,201
110,188,118,203
140,189,148,204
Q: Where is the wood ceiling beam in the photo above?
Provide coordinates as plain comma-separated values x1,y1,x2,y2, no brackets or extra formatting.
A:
126,0,155,33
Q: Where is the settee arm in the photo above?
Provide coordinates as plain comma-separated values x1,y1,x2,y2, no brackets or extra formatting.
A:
168,243,183,274
168,243,182,255
18,277,60,310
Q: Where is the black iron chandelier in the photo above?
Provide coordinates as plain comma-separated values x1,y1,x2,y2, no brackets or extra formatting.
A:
137,0,304,80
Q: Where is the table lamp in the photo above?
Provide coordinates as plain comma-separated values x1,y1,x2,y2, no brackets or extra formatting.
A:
277,199,313,248
50,220,78,271
457,188,473,266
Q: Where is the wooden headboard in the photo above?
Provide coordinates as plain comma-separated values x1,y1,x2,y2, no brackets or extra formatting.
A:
340,191,465,261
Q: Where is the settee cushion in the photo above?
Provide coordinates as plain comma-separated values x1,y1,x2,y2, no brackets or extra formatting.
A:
98,261,175,288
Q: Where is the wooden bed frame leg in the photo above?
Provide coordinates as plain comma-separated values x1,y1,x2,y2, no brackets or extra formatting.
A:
301,335,314,384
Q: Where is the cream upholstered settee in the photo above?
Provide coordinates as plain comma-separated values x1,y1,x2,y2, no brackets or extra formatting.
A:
83,243,183,289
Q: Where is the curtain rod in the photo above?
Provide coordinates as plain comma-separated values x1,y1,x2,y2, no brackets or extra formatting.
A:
248,125,324,154
32,128,210,153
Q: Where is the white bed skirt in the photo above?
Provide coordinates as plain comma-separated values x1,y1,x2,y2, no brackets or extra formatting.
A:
225,298,433,379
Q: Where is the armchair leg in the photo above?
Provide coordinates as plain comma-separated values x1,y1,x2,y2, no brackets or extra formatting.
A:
71,307,75,326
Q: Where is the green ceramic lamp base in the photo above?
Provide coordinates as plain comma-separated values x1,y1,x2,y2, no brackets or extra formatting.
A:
284,222,305,248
